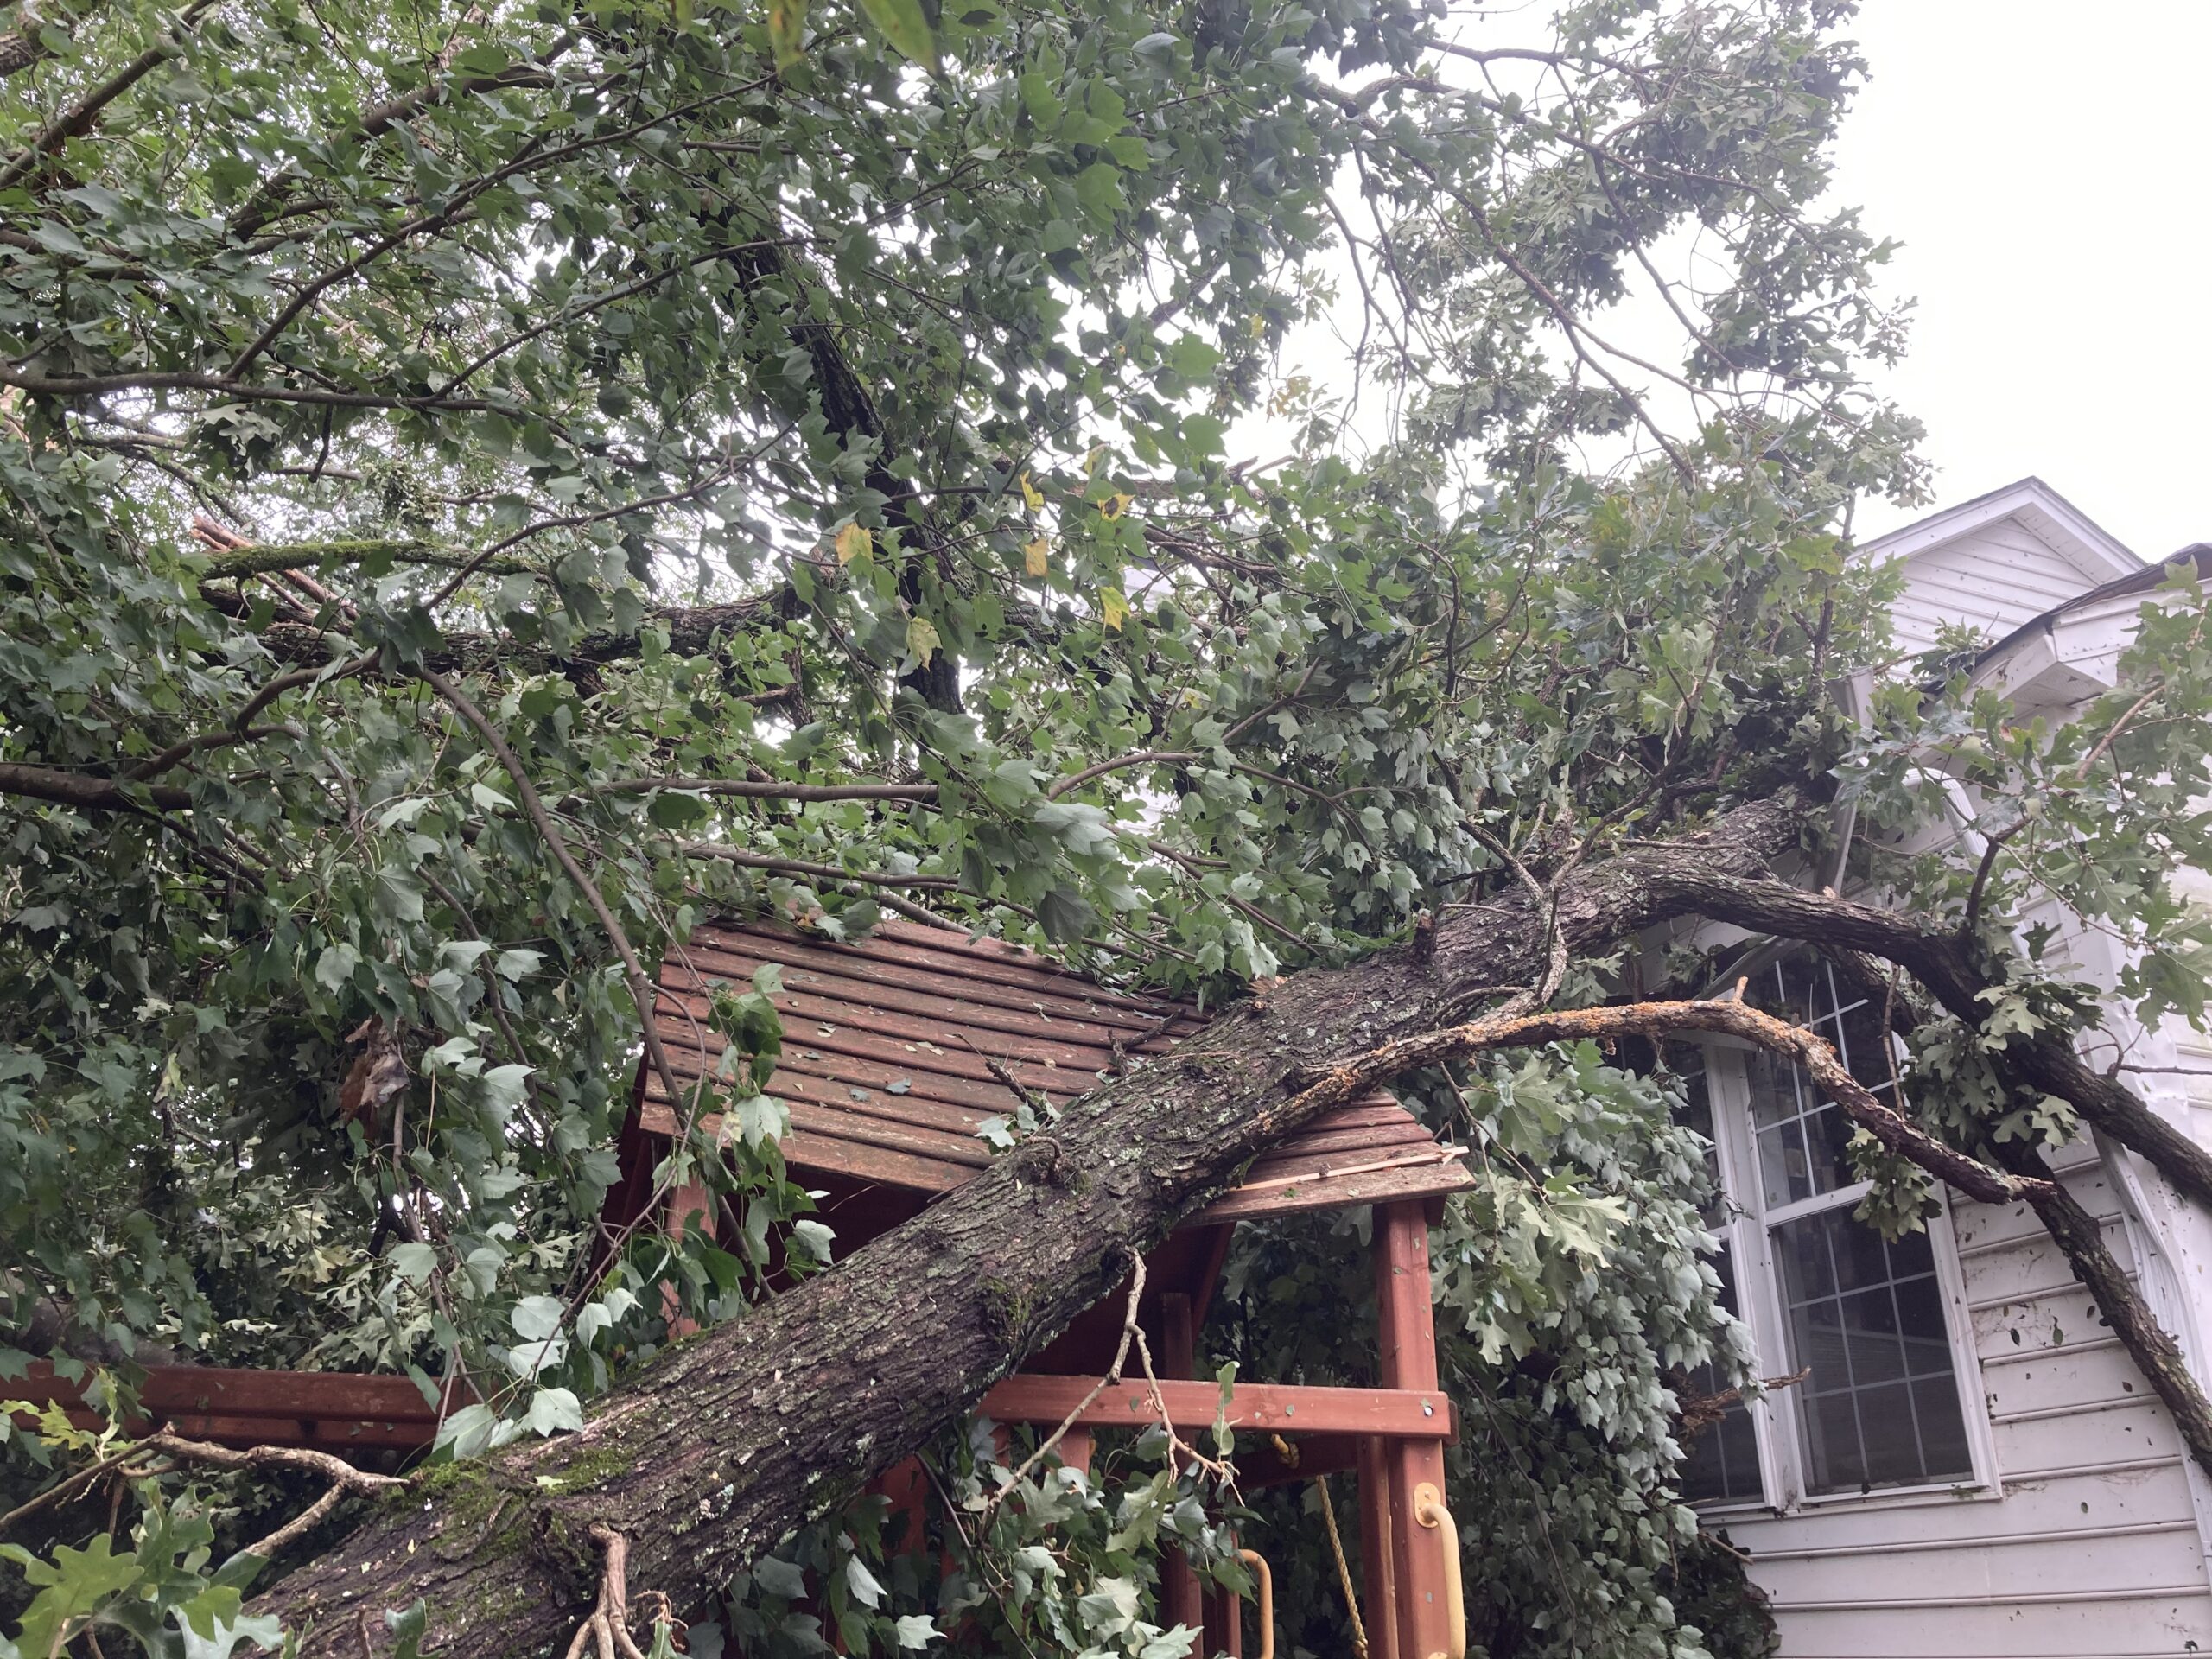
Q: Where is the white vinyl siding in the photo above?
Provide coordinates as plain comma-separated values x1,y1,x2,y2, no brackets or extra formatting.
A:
1710,1136,2212,1655
1685,481,2212,1651
1887,523,2104,658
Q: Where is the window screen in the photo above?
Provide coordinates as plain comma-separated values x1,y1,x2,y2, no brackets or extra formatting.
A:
1774,1211,1973,1491
1739,950,1974,1494
1678,1249,1764,1505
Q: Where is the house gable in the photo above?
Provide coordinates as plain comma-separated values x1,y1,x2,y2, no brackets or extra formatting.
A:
1859,476,2142,659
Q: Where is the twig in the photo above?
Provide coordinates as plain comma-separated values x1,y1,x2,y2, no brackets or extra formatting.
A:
1046,749,1201,801
1129,1323,1237,1495
959,1033,1052,1117
142,1432,406,1493
1961,816,2028,934
1244,997,2054,1210
562,1523,667,1659
0,1445,155,1537
1462,819,1567,1014
594,776,937,804
983,1250,1146,1515
677,841,958,889
0,0,219,192
244,1481,349,1560
2073,678,2166,781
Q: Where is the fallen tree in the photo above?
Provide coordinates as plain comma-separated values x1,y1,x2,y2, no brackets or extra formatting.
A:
250,782,2212,1650
255,796,1815,1650
12,0,2212,1654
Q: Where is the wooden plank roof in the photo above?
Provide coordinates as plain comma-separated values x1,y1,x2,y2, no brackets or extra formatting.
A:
639,917,1472,1222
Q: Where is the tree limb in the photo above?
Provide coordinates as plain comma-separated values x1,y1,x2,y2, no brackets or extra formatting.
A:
1662,870,2212,1211
0,760,191,812
0,0,216,192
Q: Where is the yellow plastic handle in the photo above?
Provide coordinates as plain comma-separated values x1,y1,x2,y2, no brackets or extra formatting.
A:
1236,1548,1275,1659
1414,1482,1466,1659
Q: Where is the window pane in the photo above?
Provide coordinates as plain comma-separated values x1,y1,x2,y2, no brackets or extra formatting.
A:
1804,1393,1866,1489
1744,1048,1853,1206
1678,1249,1763,1505
1759,957,1824,1030
1774,1210,1974,1493
1663,1043,1728,1229
1857,1382,1923,1485
1834,991,1901,1096
1751,948,1904,1101
1914,1378,1973,1473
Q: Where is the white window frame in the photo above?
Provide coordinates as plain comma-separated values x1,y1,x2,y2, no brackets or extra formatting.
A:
1687,1028,2002,1513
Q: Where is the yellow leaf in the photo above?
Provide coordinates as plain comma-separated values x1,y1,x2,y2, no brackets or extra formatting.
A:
767,0,804,68
1023,537,1051,577
1098,493,1133,521
906,615,941,660
1100,586,1128,631
835,522,871,565
1019,472,1044,511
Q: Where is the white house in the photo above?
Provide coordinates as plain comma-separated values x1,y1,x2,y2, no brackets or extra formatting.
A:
1667,479,2212,1658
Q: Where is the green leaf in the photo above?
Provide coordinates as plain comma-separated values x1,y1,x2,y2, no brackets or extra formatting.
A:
522,1386,583,1437
376,869,425,923
855,0,937,69
385,1599,429,1659
893,1613,943,1648
511,1295,564,1342
843,1553,886,1610
1036,887,1093,944
315,942,360,993
752,1557,808,1601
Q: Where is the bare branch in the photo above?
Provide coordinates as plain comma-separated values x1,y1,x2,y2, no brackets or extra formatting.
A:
1252,995,2050,1210
596,777,937,804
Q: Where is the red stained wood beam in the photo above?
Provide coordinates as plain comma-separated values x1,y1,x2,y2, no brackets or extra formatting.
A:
977,1376,1455,1441
15,1363,453,1421
9,1364,461,1454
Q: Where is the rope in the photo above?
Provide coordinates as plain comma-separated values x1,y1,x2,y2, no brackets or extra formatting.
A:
1313,1473,1370,1659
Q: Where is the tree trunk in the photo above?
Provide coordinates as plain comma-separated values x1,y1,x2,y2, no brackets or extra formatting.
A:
253,793,1814,1655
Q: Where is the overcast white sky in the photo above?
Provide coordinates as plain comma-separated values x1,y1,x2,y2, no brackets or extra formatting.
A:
1834,2,2212,559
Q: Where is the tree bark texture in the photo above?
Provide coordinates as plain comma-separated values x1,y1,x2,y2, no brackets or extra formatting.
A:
255,794,1815,1654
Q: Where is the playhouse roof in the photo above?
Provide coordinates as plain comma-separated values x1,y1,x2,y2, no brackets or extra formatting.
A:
639,917,1472,1223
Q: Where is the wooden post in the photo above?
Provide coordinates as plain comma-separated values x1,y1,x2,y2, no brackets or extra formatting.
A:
660,1178,712,1339
1357,1434,1402,1659
1375,1201,1452,1659
1159,1291,1207,1637
1057,1427,1093,1477
1205,1547,1243,1657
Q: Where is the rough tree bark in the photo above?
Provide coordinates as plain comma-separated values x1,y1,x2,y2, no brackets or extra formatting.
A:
253,794,1814,1654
